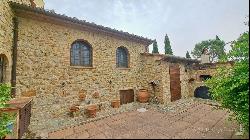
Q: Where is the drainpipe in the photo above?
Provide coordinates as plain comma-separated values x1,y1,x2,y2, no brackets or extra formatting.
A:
11,17,18,98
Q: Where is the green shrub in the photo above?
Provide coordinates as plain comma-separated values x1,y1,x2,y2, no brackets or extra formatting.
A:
205,32,249,133
0,84,14,139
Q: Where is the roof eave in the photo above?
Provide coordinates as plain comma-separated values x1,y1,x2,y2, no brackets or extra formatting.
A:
161,55,200,64
9,2,154,46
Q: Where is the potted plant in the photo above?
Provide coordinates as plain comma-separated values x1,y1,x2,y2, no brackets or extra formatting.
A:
69,105,80,117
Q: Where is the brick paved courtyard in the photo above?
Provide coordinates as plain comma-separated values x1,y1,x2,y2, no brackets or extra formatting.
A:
48,101,242,139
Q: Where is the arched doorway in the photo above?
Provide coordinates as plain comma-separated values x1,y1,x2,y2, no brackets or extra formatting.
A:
194,86,211,99
0,54,9,83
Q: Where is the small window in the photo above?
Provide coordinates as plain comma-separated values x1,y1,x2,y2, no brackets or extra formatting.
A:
70,40,92,67
199,75,212,81
116,47,129,68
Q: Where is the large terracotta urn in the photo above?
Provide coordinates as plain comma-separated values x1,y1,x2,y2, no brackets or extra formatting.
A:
86,105,97,118
111,99,120,108
137,89,150,103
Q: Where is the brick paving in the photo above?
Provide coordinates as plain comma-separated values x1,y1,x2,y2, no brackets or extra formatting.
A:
48,101,242,139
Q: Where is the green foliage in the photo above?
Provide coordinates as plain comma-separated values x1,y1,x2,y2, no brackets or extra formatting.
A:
164,34,173,55
0,113,14,139
152,40,159,54
205,32,249,133
0,84,14,139
186,51,191,58
0,84,11,108
191,35,226,62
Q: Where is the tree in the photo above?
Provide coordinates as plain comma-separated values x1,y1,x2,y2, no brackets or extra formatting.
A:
191,36,226,62
205,32,249,133
186,51,191,58
244,15,249,26
164,34,173,55
152,40,159,54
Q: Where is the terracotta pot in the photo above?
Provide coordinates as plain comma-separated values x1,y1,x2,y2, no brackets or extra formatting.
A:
86,105,97,118
70,106,79,113
137,89,150,103
79,90,86,101
111,100,120,108
92,92,100,99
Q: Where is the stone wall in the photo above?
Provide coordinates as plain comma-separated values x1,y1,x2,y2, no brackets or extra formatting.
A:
16,16,148,133
33,0,45,8
139,54,190,104
139,54,165,104
0,0,31,84
1,0,235,137
187,62,233,97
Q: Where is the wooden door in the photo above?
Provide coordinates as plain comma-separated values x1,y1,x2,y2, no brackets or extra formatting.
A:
120,89,134,105
169,64,181,102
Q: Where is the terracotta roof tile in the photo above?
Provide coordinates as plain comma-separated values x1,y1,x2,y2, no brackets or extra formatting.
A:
141,53,200,63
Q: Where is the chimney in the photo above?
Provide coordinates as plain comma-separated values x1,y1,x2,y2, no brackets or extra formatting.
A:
201,48,211,64
30,0,45,8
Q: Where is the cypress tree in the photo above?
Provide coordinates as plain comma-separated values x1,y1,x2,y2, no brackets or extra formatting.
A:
216,35,220,40
186,51,191,58
164,34,173,55
152,40,159,54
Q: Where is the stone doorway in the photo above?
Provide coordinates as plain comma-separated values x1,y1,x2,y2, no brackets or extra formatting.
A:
169,64,181,102
119,89,134,105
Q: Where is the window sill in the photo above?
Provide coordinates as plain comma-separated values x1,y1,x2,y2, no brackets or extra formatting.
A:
116,67,131,70
69,66,96,69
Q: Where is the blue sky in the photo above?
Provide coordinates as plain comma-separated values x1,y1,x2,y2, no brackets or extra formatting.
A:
44,0,249,57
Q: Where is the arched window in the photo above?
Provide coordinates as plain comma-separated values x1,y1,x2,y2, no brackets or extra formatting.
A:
71,40,92,67
0,54,8,83
116,47,129,68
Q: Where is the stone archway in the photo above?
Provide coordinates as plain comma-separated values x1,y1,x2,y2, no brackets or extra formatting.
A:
194,86,211,99
0,54,10,83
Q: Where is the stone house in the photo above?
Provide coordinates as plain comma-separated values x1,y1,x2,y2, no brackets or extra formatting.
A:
0,0,233,136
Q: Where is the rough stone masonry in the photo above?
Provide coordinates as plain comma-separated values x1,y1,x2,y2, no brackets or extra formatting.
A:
0,0,233,136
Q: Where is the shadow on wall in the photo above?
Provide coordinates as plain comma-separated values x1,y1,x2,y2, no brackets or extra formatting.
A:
194,86,212,100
